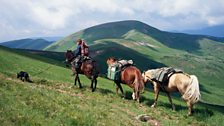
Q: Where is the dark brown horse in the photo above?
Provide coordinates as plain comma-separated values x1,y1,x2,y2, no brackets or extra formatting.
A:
106,57,144,102
65,50,99,92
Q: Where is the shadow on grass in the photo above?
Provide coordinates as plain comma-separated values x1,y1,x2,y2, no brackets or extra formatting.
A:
97,88,115,95
193,107,214,121
148,99,216,121
124,91,154,104
199,83,212,94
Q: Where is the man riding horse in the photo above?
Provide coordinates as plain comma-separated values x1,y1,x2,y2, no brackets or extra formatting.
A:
65,39,99,92
73,39,90,69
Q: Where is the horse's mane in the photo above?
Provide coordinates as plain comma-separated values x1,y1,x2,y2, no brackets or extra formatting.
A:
108,57,117,61
65,50,75,62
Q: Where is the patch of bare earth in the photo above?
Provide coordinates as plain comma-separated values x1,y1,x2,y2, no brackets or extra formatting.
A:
136,42,158,48
136,114,161,126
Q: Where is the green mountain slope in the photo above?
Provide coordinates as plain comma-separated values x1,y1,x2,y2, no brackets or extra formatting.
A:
44,20,224,52
0,46,224,126
0,38,53,50
44,20,224,106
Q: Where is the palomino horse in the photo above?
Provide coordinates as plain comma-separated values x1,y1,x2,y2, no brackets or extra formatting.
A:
106,57,144,102
142,67,200,116
65,50,99,92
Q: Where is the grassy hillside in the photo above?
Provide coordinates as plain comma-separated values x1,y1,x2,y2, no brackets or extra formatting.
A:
44,31,84,52
0,38,53,50
1,46,224,126
43,19,224,106
87,31,224,106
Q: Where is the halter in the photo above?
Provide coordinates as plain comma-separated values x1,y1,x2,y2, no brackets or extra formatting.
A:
66,51,76,63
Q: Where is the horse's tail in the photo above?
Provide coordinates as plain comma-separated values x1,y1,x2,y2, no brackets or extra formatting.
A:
135,71,145,93
92,60,99,78
182,75,201,104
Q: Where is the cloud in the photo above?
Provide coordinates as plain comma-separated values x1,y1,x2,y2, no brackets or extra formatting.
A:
0,0,224,41
30,2,74,29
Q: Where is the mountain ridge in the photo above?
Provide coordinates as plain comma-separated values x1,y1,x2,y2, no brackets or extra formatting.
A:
181,24,224,37
0,38,54,50
45,20,224,52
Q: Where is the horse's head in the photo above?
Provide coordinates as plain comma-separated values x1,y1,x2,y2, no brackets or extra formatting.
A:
65,50,75,63
106,57,117,66
142,70,155,83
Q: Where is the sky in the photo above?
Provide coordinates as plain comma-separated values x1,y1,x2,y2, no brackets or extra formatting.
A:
0,0,224,42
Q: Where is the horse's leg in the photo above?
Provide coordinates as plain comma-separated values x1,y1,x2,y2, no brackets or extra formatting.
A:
166,92,175,111
133,85,140,103
115,82,124,97
90,78,97,92
136,90,140,103
132,92,136,100
90,79,95,92
74,74,78,86
151,83,160,108
116,86,119,94
90,79,93,89
187,101,193,116
77,74,82,88
93,78,97,92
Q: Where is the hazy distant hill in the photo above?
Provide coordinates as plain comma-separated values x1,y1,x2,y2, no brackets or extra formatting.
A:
0,38,54,50
32,36,62,41
182,24,224,37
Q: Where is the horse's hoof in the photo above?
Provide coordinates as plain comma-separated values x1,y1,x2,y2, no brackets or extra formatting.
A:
187,113,193,116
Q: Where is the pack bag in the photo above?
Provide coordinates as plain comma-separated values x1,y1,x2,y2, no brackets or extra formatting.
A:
107,65,119,80
81,40,89,56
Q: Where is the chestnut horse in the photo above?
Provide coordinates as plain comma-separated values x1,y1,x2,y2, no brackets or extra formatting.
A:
106,57,144,102
65,50,99,92
142,67,200,116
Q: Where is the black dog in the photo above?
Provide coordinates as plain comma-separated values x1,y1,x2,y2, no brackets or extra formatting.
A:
17,71,32,82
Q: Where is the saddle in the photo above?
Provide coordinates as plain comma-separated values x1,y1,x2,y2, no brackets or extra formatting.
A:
153,67,183,86
73,56,92,69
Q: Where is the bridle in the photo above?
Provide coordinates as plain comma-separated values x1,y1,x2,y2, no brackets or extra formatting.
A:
66,52,75,63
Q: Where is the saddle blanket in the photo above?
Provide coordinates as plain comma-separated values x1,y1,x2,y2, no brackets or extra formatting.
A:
154,67,183,85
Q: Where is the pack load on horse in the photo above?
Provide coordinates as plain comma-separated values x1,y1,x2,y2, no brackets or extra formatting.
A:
106,57,144,102
142,67,201,116
107,59,133,81
150,67,183,87
64,39,99,92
